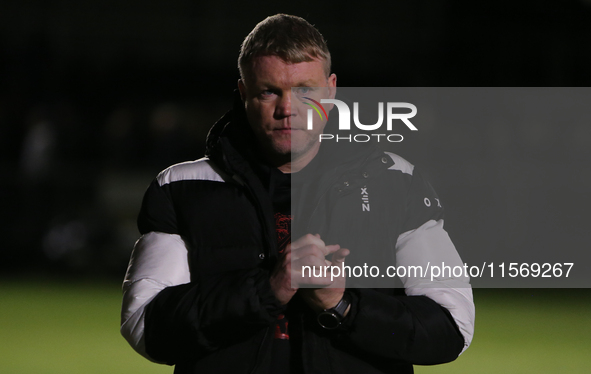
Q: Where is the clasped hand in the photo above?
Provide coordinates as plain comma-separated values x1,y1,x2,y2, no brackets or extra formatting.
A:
269,234,350,311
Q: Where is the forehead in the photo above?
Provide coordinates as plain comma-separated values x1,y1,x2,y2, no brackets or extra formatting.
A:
247,55,327,88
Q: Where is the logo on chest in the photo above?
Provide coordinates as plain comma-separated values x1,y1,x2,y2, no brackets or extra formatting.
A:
361,186,370,212
275,213,292,253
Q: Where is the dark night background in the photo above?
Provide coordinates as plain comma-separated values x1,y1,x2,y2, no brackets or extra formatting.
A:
1,1,591,373
1,0,590,280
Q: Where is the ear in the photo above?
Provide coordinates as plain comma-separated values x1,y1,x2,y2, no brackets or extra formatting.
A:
328,73,337,100
238,79,246,101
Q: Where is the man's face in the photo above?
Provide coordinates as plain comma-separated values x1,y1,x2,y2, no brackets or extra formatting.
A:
239,55,336,170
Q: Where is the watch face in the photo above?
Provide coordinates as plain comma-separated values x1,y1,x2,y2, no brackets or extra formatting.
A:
317,312,340,329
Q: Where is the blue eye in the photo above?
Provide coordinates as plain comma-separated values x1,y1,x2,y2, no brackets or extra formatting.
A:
298,87,310,94
260,90,277,99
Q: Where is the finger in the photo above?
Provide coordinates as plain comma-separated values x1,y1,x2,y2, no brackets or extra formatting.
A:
291,244,331,261
332,248,350,264
293,254,332,269
292,262,335,287
292,233,325,250
283,243,292,255
325,244,341,255
292,241,337,258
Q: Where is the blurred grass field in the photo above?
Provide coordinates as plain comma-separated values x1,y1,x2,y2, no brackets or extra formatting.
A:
1,279,590,373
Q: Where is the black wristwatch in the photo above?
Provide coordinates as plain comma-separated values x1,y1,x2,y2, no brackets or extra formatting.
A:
317,292,351,330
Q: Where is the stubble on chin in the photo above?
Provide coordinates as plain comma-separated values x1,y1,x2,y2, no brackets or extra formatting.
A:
255,133,291,166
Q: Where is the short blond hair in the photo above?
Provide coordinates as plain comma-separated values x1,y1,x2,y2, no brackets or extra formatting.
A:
238,14,331,81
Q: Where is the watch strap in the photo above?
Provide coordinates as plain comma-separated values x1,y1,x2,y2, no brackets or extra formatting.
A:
317,292,351,329
331,292,351,318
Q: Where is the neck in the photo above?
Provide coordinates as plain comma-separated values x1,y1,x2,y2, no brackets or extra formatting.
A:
276,144,320,174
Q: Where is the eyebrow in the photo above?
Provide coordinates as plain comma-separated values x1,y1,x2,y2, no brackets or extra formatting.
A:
293,79,323,87
253,78,325,90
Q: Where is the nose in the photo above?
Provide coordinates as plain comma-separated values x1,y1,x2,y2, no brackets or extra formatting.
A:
274,92,291,119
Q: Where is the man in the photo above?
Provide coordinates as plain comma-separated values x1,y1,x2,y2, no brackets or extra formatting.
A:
121,14,474,373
